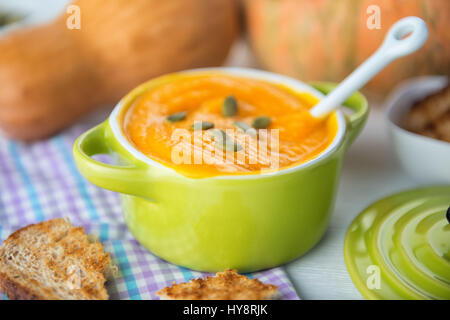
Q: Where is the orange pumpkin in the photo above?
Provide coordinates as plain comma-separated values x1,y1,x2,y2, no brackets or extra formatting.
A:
244,0,450,99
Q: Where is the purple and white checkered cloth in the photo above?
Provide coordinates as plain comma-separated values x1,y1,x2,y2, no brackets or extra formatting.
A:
0,114,299,300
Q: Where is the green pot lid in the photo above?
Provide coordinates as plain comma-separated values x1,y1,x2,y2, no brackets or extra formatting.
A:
344,186,450,300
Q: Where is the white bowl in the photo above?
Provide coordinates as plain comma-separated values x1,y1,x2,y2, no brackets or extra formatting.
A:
385,76,450,183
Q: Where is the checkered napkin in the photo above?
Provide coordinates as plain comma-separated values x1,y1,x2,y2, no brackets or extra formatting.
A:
0,117,299,300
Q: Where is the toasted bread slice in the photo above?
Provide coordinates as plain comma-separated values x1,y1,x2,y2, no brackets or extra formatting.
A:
0,218,111,300
156,269,278,300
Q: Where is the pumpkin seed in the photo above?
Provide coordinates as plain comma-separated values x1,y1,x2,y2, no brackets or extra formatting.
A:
252,116,271,129
166,111,187,122
222,95,238,117
190,121,214,130
234,121,257,137
0,12,22,27
208,129,242,152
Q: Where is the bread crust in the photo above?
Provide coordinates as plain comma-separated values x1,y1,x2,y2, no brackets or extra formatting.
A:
156,269,278,300
0,271,40,300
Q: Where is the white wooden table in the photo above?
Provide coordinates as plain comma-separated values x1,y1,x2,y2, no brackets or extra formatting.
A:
0,1,424,300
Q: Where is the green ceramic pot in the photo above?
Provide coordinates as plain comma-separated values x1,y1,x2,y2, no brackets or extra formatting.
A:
73,68,368,272
345,186,450,300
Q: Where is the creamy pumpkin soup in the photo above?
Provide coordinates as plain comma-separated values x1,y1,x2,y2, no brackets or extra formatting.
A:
123,74,338,178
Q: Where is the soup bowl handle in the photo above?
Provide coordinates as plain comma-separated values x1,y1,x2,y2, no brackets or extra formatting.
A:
73,121,154,199
312,82,369,150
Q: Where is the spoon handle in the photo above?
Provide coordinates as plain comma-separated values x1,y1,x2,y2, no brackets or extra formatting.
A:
310,16,428,118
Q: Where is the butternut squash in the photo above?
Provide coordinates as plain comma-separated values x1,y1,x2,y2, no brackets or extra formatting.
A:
0,0,239,140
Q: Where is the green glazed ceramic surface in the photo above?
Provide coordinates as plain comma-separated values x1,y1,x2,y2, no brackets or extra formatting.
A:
344,186,450,300
73,68,368,272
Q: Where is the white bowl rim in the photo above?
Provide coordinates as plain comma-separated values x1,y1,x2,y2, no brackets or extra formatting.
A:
109,67,347,180
385,75,450,148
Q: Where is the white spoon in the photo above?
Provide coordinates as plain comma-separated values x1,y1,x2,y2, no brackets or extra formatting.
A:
310,16,428,118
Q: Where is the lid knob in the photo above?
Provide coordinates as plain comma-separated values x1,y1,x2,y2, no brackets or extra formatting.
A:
446,206,450,224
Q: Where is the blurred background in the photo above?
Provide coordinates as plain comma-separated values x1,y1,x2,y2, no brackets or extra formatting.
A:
0,0,448,140
0,0,67,26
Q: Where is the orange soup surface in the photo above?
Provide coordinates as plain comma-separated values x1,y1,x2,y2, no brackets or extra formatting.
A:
124,74,338,178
